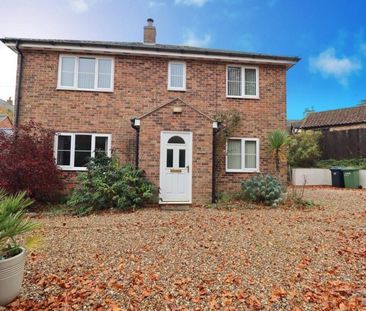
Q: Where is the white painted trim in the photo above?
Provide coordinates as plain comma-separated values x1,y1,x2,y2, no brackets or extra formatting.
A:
57,54,114,92
168,61,186,91
226,65,260,99
226,137,260,173
7,43,297,66
159,131,193,204
54,132,112,171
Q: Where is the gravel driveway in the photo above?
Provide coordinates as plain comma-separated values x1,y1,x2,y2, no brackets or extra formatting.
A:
3,187,366,310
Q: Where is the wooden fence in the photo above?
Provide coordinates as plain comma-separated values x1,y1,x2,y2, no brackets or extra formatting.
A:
320,128,366,159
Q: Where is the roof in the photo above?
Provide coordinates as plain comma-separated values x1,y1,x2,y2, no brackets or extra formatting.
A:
1,37,300,67
287,119,303,132
0,114,12,129
301,105,366,129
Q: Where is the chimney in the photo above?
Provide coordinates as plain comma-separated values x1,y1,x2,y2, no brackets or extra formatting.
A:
144,18,156,44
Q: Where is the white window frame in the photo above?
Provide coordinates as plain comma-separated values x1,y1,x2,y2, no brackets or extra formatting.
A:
226,65,259,99
226,137,260,173
57,55,114,92
54,132,112,171
168,61,186,91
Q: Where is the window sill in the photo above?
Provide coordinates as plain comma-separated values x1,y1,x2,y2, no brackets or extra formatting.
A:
226,95,260,100
57,166,88,171
56,87,113,93
167,88,186,92
226,169,260,173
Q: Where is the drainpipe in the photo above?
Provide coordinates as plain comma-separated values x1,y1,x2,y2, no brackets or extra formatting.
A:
14,41,24,127
212,121,222,203
130,118,140,168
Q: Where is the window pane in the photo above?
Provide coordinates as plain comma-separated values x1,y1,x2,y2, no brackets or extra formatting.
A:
74,151,91,167
168,136,185,144
95,136,108,152
78,58,95,89
60,57,75,87
95,136,108,157
170,63,184,88
245,68,257,96
245,140,257,169
166,149,173,168
98,59,112,88
228,67,241,96
75,135,92,151
57,151,70,166
227,139,241,170
74,135,92,167
179,149,186,168
57,135,71,150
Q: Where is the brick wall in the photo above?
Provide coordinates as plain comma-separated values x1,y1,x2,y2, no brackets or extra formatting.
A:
17,49,288,202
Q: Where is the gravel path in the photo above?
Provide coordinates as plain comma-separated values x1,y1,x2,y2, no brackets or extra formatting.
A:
3,188,366,310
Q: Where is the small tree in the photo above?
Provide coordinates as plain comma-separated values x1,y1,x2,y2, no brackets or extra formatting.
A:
0,122,63,202
268,129,289,176
288,131,321,167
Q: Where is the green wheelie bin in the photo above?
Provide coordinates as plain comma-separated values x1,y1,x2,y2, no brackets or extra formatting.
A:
342,167,360,189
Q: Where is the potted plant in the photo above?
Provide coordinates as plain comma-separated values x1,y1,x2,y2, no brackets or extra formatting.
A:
0,190,38,306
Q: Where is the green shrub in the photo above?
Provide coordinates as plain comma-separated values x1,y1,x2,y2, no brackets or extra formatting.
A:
288,131,321,168
67,155,157,215
241,174,283,208
315,158,366,169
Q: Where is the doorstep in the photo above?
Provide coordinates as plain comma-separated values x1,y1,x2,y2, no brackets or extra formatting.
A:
160,204,191,211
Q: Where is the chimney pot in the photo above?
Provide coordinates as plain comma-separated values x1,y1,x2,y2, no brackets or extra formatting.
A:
144,18,156,44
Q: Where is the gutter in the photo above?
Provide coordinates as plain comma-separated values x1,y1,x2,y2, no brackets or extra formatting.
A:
2,41,299,68
130,118,140,168
212,122,222,203
14,41,23,126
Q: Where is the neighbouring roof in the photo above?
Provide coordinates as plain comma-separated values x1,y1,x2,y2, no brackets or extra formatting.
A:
0,114,12,128
0,37,300,67
287,119,303,132
301,105,366,129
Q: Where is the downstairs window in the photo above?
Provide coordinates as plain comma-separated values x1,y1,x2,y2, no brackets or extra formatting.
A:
54,133,111,170
226,138,259,172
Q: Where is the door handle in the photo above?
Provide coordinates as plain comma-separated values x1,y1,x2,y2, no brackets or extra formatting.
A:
186,165,189,173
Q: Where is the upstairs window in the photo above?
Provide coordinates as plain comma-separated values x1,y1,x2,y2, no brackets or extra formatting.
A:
227,66,259,98
58,55,114,92
226,138,259,172
168,61,186,91
54,133,111,170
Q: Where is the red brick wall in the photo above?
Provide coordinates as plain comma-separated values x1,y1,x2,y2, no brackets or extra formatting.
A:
17,49,288,202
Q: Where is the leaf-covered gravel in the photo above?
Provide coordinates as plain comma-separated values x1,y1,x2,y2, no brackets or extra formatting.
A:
2,188,366,310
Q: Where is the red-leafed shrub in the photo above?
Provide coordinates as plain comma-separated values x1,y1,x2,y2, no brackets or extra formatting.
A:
0,121,63,202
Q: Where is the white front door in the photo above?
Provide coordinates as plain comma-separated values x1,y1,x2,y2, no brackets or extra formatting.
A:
159,131,192,203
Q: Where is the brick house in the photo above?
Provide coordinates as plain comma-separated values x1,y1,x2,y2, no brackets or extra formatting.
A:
1,19,299,205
